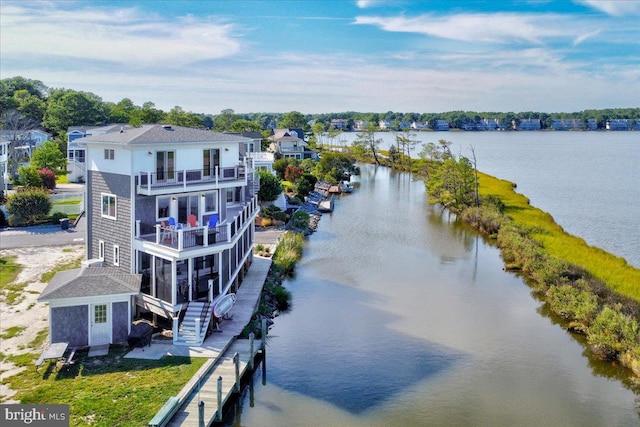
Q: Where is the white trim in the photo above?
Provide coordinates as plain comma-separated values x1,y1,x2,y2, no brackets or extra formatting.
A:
113,244,120,267
101,192,117,220
98,240,105,260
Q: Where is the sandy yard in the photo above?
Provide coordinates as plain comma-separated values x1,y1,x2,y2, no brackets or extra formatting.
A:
0,245,85,402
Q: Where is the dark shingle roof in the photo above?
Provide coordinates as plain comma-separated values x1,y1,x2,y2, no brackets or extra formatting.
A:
77,124,251,145
39,267,141,301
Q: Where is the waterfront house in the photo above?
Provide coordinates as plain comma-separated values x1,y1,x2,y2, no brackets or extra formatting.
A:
268,128,317,160
516,119,541,131
378,120,391,130
41,124,261,347
551,119,585,131
411,121,428,130
330,119,348,130
353,120,368,131
606,119,631,131
433,119,450,131
587,119,598,130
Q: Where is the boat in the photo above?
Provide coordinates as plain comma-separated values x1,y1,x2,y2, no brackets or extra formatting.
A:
317,198,334,213
339,182,353,193
213,293,236,319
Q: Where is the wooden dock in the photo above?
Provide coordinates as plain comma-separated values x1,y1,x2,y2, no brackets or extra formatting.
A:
164,337,263,427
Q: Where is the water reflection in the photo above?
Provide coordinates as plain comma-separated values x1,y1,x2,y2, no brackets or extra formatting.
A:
267,277,466,413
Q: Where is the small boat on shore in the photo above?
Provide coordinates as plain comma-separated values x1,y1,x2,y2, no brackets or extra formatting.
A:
213,293,236,319
317,198,334,213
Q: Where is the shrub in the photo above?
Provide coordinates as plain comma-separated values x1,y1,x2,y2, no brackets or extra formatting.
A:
273,231,305,276
50,211,67,224
39,168,56,190
273,286,291,311
6,188,51,225
587,305,640,360
547,283,599,329
290,210,310,230
0,209,6,227
17,166,43,188
460,205,504,236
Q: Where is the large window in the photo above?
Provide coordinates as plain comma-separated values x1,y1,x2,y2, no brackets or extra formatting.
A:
101,193,117,219
203,191,218,213
157,196,170,220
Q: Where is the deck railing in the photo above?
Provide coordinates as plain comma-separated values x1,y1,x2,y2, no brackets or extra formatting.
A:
134,196,259,252
137,164,248,193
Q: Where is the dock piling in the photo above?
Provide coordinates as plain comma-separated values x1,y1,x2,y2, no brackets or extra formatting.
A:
249,333,255,370
198,401,204,427
233,352,240,393
216,376,223,421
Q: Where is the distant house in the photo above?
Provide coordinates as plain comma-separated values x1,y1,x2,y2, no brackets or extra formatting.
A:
268,128,317,160
551,119,584,131
378,120,391,130
0,128,52,170
516,119,541,131
353,120,368,131
0,138,8,193
433,119,450,131
586,119,598,131
606,119,630,131
476,118,500,131
39,124,261,347
330,119,348,130
411,121,428,130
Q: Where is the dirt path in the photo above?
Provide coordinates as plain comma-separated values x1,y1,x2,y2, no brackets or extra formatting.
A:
0,245,85,402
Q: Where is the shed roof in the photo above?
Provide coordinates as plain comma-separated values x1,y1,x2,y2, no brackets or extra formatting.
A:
39,267,141,301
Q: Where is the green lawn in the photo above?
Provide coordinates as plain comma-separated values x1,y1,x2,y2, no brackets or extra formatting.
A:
4,346,206,426
478,172,640,300
0,256,22,287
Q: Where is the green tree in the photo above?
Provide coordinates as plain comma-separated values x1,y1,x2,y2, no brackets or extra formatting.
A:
230,119,262,133
352,122,382,165
12,89,46,122
0,76,48,112
273,158,297,180
30,140,67,175
108,98,138,123
588,306,639,360
213,109,239,131
314,151,357,183
279,111,307,129
134,101,166,124
43,89,108,136
258,170,283,205
165,106,202,127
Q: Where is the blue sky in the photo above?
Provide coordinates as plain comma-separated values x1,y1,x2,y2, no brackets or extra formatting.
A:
1,0,639,114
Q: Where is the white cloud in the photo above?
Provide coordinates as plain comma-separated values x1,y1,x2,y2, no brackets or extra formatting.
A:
0,3,241,68
354,13,589,45
575,0,640,16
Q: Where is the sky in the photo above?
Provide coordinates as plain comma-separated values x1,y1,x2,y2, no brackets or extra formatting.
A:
1,0,639,115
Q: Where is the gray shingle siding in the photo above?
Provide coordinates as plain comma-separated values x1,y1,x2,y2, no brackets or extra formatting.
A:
135,193,157,234
112,301,129,343
51,305,88,347
87,170,132,272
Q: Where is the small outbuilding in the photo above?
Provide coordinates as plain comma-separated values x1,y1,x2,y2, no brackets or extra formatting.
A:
38,266,141,348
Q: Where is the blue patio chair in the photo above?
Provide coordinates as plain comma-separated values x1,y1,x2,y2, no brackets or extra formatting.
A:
168,217,176,228
208,214,218,228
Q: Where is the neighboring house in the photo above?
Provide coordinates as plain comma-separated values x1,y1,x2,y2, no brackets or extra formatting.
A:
378,120,391,130
0,129,52,176
516,119,541,131
67,124,129,182
41,124,261,347
268,128,317,160
225,131,275,175
587,119,598,130
476,118,500,131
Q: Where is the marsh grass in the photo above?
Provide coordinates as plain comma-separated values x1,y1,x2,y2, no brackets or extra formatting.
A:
477,172,640,300
0,326,26,339
3,345,206,426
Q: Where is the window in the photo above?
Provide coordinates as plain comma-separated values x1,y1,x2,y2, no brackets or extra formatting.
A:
104,149,114,160
203,191,218,213
98,240,105,260
113,245,120,266
101,193,117,219
157,196,170,220
94,304,107,323
203,149,220,177
156,150,175,181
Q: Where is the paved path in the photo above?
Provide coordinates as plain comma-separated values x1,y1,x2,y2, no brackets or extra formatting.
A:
0,215,86,249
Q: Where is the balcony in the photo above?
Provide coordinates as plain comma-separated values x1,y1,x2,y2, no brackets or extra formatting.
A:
134,196,259,258
136,164,248,196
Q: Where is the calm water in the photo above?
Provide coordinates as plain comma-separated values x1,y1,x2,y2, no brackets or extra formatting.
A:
339,131,640,268
228,164,639,427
